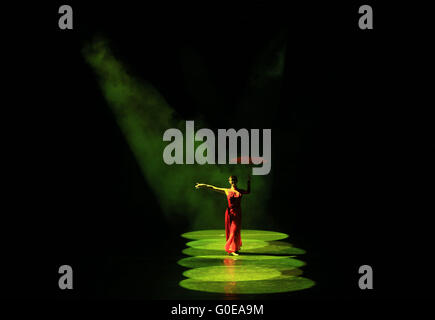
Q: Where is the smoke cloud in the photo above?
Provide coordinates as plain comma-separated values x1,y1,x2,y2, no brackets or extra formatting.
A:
83,37,284,230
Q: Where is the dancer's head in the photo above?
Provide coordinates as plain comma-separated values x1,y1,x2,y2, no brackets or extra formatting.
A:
228,175,238,187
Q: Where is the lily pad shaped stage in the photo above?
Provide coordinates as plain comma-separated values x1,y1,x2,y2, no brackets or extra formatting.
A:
178,230,315,295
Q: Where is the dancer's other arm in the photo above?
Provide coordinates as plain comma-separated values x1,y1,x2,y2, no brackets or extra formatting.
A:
195,183,226,194
240,175,251,194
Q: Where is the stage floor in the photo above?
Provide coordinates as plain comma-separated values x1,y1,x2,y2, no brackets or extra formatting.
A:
92,230,317,299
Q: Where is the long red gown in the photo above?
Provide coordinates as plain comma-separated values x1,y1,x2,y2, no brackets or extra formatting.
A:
225,189,242,253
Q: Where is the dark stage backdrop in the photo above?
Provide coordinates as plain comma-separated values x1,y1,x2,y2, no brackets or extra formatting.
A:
3,1,434,301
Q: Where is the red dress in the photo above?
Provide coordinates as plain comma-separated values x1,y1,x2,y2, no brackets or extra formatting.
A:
225,190,242,253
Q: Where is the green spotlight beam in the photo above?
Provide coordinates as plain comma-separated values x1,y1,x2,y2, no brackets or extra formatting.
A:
83,37,272,229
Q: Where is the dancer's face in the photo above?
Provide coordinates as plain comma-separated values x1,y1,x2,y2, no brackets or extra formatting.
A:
228,177,237,187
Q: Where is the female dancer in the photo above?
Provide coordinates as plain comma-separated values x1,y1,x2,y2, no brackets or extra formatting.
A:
195,176,250,256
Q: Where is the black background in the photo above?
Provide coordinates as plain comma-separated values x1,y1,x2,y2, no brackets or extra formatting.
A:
3,0,434,303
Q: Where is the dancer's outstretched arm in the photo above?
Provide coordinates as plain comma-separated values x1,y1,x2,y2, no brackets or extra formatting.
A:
195,183,226,194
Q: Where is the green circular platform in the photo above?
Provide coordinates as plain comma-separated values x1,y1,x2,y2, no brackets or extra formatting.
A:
186,238,268,251
182,241,305,256
179,277,315,294
183,265,281,282
177,255,306,269
181,229,288,241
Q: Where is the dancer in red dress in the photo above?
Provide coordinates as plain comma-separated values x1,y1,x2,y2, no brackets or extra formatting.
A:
195,176,251,256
